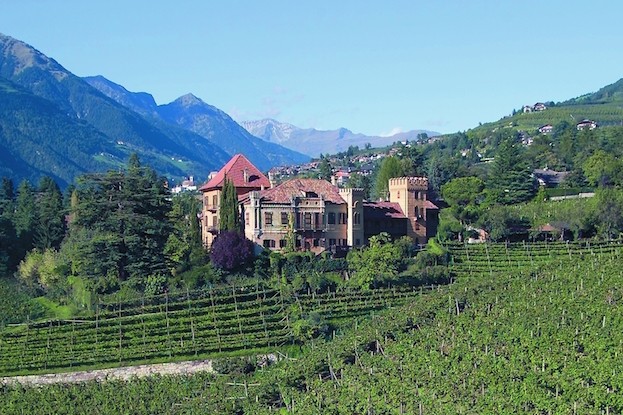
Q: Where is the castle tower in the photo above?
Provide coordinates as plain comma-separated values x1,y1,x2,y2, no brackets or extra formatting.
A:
388,177,438,245
339,188,365,247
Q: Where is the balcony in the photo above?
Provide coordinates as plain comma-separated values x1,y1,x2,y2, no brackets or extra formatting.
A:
296,224,324,232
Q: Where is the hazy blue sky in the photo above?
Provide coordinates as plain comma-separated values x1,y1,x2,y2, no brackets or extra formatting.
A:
1,1,621,135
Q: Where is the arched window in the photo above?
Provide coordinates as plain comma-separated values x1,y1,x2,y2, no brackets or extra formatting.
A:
354,212,361,225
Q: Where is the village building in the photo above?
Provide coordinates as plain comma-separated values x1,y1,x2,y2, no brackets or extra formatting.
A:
200,154,439,253
538,124,554,134
576,119,597,130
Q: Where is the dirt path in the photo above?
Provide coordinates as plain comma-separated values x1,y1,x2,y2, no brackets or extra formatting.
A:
0,359,215,386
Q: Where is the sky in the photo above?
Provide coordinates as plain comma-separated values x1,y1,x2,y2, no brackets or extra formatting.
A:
1,0,622,136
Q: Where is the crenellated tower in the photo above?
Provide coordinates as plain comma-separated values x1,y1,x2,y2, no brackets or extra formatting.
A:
388,177,437,245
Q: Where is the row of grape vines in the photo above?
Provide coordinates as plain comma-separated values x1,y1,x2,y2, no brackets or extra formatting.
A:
446,239,623,277
0,284,433,375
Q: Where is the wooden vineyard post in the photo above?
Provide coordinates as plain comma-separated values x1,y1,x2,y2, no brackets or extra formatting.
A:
44,320,52,370
166,291,171,358
141,295,146,359
70,320,76,367
20,322,29,370
261,310,269,346
209,288,222,352
232,284,245,349
187,286,197,357
95,299,99,347
118,294,123,363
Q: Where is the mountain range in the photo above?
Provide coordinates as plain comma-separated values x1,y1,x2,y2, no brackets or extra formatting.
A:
241,119,439,157
0,33,308,187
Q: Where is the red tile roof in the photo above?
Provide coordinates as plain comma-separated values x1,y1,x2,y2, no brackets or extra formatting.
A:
257,178,345,204
363,201,406,220
424,200,439,210
199,154,270,191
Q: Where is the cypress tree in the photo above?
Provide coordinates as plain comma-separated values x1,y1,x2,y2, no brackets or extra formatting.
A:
219,177,239,232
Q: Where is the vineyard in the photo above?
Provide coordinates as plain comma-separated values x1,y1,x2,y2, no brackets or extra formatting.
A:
3,240,623,414
0,283,431,375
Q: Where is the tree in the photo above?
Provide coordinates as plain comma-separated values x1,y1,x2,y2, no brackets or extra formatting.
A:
375,157,404,199
35,176,65,250
219,177,239,232
426,155,460,198
348,172,372,199
441,176,485,225
13,180,36,262
347,233,402,289
68,155,171,289
210,231,255,271
594,188,623,239
0,178,16,274
582,150,622,187
0,177,14,218
165,192,205,275
487,139,535,204
318,156,332,181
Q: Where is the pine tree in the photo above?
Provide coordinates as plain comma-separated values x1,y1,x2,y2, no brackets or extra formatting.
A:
13,180,36,259
35,176,65,250
68,155,171,289
488,139,535,204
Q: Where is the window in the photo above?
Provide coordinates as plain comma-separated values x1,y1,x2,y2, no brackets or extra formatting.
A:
342,239,348,246
281,212,289,225
263,239,275,248
354,212,361,225
279,239,287,248
328,212,336,224
338,213,348,224
212,195,218,206
264,212,273,226
313,239,319,247
304,212,312,227
415,206,420,217
315,212,321,228
329,239,336,246
212,216,218,227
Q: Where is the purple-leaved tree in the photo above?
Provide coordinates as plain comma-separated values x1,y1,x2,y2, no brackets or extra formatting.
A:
210,231,255,271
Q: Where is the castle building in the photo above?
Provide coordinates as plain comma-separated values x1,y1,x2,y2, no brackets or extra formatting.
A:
200,154,438,252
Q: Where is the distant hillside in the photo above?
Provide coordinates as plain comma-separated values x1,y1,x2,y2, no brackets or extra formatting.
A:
241,118,439,157
0,33,233,185
470,78,623,135
84,77,310,171
0,77,113,187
